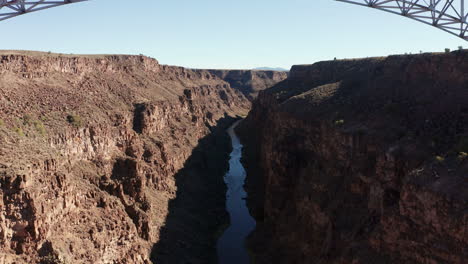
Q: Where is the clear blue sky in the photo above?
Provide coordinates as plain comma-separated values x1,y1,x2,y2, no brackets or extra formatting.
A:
1,0,465,69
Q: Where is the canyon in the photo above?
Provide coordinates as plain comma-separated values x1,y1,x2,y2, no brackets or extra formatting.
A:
0,50,467,264
204,70,288,100
238,51,468,263
0,51,284,264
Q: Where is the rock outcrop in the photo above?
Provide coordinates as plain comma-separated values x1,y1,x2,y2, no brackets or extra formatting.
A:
0,51,250,263
238,51,468,264
203,70,288,100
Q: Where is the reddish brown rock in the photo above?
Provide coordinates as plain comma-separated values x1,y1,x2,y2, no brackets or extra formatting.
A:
203,69,288,100
238,51,468,264
0,51,250,263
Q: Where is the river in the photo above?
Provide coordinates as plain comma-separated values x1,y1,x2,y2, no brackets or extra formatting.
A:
217,121,256,264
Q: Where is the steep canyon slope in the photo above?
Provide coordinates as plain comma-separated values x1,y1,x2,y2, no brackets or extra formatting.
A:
238,51,468,264
204,70,288,100
0,51,255,264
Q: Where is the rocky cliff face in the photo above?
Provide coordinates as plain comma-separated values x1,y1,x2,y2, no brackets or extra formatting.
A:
0,51,250,263
238,51,468,264
204,70,288,100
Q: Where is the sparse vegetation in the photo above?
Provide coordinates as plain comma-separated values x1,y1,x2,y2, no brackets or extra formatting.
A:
67,114,83,128
14,127,24,137
458,152,468,161
22,114,33,125
334,119,345,126
445,48,451,53
0,119,3,126
34,120,46,135
138,198,151,211
18,115,47,135
40,254,67,264
435,155,445,163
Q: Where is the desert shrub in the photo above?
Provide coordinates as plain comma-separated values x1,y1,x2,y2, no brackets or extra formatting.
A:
435,155,445,163
458,152,468,161
34,120,46,135
14,127,24,137
138,198,152,211
334,119,345,126
40,254,67,264
22,114,33,125
67,114,82,128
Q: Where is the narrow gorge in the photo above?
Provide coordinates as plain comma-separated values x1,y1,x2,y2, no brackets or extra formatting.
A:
217,121,256,264
238,51,468,264
0,50,467,264
0,51,284,264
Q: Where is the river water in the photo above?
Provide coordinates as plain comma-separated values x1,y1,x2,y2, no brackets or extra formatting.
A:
217,121,256,264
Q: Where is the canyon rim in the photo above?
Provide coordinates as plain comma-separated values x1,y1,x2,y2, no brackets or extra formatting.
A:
0,51,285,264
237,51,468,264
0,50,467,264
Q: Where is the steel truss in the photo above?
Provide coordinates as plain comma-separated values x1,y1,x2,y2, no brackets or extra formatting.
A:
0,0,87,21
336,0,468,41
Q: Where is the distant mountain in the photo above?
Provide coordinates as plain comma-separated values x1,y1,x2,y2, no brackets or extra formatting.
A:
253,67,289,72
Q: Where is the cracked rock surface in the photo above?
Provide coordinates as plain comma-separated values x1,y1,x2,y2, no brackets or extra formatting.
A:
0,51,254,264
238,51,468,264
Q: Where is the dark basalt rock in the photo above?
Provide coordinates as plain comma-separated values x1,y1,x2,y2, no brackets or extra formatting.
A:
238,51,468,264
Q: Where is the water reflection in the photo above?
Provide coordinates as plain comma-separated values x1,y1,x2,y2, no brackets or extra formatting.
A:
217,121,256,264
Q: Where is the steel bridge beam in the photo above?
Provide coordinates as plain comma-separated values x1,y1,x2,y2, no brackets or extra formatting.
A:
336,0,468,41
0,0,87,21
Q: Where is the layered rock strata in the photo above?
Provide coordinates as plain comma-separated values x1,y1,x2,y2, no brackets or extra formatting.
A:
0,51,250,264
204,70,288,100
238,51,468,264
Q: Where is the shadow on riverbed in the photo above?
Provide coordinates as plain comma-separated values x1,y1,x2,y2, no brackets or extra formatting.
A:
150,115,238,264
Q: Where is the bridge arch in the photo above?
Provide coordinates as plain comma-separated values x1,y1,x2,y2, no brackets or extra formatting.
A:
0,0,87,21
336,0,468,41
1,1,466,41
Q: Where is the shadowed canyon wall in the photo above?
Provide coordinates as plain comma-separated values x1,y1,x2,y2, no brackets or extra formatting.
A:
204,70,288,100
0,51,258,264
238,51,468,264
1,50,466,264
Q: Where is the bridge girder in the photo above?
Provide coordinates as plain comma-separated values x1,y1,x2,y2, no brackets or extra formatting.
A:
0,0,87,21
1,1,466,42
336,0,468,41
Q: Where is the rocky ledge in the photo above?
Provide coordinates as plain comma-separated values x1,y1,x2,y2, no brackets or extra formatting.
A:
202,70,288,100
0,51,254,264
238,51,468,264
